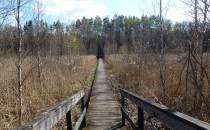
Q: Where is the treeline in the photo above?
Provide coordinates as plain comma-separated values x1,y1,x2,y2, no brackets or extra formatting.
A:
0,20,85,56
74,15,209,55
1,15,209,57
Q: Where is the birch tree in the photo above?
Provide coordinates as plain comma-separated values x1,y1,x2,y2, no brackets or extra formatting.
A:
15,0,23,125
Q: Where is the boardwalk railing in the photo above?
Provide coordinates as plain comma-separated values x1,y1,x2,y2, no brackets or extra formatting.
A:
120,89,210,130
17,90,86,130
17,61,98,130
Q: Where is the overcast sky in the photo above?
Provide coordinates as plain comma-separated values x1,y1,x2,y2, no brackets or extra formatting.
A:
30,0,191,23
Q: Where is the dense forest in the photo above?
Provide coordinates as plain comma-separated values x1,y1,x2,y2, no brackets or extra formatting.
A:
1,15,207,56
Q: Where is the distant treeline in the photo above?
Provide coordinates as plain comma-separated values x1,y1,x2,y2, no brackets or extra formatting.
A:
0,20,85,56
0,15,209,56
75,15,210,55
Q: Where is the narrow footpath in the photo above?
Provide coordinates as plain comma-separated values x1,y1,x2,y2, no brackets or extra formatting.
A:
86,59,121,130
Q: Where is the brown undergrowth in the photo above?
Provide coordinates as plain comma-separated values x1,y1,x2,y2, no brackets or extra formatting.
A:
106,54,210,124
0,55,97,130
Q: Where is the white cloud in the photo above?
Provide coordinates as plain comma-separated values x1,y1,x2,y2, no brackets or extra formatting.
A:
140,0,191,22
166,0,191,22
35,0,191,23
41,0,107,21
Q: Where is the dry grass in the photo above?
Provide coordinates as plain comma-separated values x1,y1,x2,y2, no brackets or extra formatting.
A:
0,55,97,130
106,54,210,123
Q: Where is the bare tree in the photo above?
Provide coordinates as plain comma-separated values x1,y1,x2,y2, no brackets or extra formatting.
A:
14,0,23,125
159,0,166,97
180,0,210,114
0,0,15,27
34,0,44,84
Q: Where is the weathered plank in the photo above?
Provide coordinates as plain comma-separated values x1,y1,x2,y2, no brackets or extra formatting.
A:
17,90,85,130
74,108,86,130
121,89,210,130
86,59,121,130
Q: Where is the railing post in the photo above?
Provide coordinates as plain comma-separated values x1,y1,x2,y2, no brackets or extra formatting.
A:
81,97,86,128
66,110,72,130
81,96,85,111
137,107,144,130
121,92,125,126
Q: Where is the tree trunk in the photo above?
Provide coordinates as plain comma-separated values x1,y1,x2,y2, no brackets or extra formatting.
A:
159,0,165,97
36,0,42,85
16,0,23,125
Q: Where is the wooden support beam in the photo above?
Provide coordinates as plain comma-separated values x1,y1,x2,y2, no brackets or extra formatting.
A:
66,111,72,130
74,108,87,130
121,107,137,129
121,95,125,126
137,107,144,130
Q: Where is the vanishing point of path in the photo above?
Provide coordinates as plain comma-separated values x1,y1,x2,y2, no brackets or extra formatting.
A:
86,59,121,130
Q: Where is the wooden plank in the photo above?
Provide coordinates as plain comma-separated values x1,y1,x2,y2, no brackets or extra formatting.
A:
121,89,210,130
74,108,86,130
86,59,121,130
17,90,85,130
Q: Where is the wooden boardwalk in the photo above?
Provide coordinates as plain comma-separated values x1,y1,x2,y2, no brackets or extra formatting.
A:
86,59,121,130
17,59,210,130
